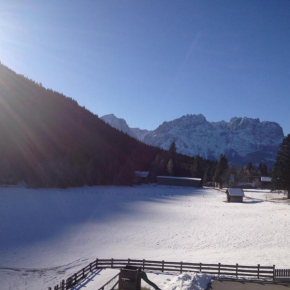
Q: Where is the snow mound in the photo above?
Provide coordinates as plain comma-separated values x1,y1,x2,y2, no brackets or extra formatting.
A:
162,272,212,290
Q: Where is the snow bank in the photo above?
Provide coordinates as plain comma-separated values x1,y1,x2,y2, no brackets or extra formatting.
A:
162,272,211,290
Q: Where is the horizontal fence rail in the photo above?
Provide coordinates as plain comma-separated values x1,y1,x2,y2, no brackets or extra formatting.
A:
49,258,287,290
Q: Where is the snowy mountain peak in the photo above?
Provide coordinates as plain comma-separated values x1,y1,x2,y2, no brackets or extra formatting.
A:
228,117,260,129
101,114,125,125
101,114,135,137
101,113,284,166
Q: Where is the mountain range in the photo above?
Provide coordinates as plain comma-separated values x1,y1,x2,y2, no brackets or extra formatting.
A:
101,114,285,167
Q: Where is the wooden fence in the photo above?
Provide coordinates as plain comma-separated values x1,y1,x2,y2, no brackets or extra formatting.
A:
48,258,284,290
275,269,290,279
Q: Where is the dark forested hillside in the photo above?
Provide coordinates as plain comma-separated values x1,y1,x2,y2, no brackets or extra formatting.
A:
0,63,217,187
0,63,162,187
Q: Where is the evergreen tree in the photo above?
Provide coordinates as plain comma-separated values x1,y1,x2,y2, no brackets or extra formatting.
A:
214,154,229,188
149,152,167,180
229,165,238,186
167,159,174,176
210,162,218,182
237,167,246,183
168,142,177,175
191,155,204,178
247,162,253,173
117,159,134,185
272,134,290,198
258,163,268,176
203,167,211,184
169,142,177,159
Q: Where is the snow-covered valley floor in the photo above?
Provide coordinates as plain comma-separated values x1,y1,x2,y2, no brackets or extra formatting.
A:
0,185,289,290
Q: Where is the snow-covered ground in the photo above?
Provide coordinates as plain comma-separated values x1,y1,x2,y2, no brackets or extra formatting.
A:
243,189,289,202
0,185,289,290
73,268,212,290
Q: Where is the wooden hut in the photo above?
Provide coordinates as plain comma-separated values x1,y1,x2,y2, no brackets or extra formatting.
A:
226,188,244,203
261,176,272,189
157,176,202,187
134,171,149,184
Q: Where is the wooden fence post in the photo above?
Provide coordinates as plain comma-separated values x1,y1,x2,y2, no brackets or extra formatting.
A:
66,277,71,289
236,263,238,278
218,263,221,276
273,265,275,280
199,263,202,273
83,268,85,278
162,260,164,272
111,258,114,268
74,273,77,285
257,264,260,279
96,258,98,269
128,258,130,265
143,259,145,270
180,262,183,273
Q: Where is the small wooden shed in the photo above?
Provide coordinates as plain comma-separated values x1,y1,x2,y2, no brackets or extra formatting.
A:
134,171,149,184
226,188,244,203
261,176,272,189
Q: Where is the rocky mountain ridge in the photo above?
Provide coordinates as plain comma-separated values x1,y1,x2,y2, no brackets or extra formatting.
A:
101,114,284,166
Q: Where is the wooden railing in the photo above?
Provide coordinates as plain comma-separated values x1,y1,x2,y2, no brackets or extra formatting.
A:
48,258,278,290
275,269,290,279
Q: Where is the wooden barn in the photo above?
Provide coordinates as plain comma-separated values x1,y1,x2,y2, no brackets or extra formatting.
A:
157,176,202,187
226,188,244,203
261,176,272,189
134,171,149,184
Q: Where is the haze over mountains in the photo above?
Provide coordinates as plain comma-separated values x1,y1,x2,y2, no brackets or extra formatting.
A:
101,114,285,166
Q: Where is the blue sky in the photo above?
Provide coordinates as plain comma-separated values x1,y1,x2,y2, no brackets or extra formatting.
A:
0,0,289,134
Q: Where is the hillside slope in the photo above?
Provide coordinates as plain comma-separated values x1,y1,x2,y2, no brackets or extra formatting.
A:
0,64,159,187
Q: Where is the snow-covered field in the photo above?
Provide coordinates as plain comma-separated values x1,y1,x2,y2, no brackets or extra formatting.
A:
0,185,289,290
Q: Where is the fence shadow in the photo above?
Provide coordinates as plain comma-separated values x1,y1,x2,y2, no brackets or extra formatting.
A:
207,277,290,290
71,269,102,290
243,200,263,204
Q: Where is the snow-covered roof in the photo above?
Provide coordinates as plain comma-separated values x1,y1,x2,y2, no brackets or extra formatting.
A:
261,176,272,182
157,176,201,181
135,171,149,178
227,188,244,196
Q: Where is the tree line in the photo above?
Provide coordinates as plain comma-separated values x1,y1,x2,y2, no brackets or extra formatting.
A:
201,134,290,199
148,141,277,190
0,62,288,194
0,63,214,188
